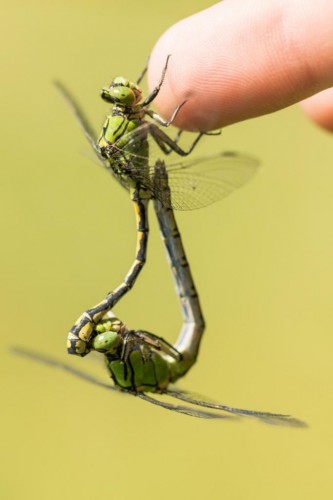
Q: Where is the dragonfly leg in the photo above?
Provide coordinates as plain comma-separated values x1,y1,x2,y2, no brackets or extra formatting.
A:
67,189,149,357
149,123,204,156
141,55,171,106
136,58,149,86
145,101,187,127
173,129,184,143
135,330,182,361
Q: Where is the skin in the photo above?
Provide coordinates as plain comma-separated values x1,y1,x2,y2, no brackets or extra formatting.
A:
148,0,333,133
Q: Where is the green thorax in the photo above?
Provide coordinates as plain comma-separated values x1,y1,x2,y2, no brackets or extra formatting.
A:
97,107,149,180
105,343,172,392
91,315,187,392
98,104,142,144
104,339,195,392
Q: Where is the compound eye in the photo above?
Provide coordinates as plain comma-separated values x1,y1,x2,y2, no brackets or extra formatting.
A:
92,331,119,352
112,76,129,87
100,85,135,105
113,86,136,105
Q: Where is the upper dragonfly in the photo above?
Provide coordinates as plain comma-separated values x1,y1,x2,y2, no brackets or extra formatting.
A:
55,56,259,359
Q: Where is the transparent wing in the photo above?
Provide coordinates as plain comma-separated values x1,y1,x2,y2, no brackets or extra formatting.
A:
113,126,260,211
163,152,259,211
10,347,231,419
166,387,306,427
11,347,305,424
137,392,233,419
56,88,259,210
11,346,120,393
55,81,123,184
55,81,101,159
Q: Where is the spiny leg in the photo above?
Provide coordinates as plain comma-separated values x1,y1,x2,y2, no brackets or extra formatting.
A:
147,124,221,156
134,330,182,361
140,55,188,128
145,101,187,127
149,123,204,156
136,56,150,85
141,54,171,106
67,187,149,357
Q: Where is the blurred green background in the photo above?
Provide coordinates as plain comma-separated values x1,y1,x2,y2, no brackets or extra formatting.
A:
1,1,333,498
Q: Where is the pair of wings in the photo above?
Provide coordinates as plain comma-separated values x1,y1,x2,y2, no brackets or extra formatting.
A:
12,347,305,426
55,81,259,211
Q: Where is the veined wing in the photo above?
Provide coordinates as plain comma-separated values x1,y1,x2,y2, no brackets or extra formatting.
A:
55,81,102,160
166,387,306,427
160,152,259,211
112,125,260,210
55,83,259,209
137,392,233,419
10,347,234,419
11,346,120,393
55,81,132,187
11,347,305,423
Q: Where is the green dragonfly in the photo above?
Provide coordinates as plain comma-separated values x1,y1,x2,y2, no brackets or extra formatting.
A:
48,58,304,423
55,56,258,363
12,316,304,424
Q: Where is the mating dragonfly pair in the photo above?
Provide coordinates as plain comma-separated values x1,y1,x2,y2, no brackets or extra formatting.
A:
14,57,303,424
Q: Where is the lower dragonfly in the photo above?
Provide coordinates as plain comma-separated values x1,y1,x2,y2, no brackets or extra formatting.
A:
12,309,304,424
12,161,303,424
55,55,259,359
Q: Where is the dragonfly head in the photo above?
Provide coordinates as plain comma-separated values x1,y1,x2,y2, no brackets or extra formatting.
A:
91,314,124,353
101,77,142,107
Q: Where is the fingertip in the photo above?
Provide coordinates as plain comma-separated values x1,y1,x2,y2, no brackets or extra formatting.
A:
147,4,240,131
147,15,216,131
300,88,333,133
148,0,333,132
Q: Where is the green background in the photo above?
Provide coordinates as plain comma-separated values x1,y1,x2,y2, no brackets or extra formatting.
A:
2,1,333,498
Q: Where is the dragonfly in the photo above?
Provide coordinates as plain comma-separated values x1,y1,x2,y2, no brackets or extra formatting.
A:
55,55,259,362
11,312,304,424
51,58,304,423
